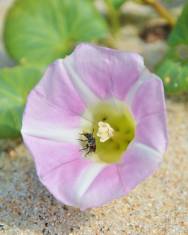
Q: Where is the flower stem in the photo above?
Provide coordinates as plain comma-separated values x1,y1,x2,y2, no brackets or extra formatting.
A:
104,0,120,37
143,0,176,26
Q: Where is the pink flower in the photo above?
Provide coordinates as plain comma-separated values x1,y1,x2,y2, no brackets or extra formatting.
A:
21,43,168,210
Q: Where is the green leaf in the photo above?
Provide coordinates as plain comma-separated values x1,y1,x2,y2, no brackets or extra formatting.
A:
110,0,126,9
168,3,188,46
156,58,188,96
4,0,108,65
155,3,188,96
163,0,185,5
0,66,42,138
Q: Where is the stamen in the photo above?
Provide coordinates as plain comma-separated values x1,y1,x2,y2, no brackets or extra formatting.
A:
97,121,114,142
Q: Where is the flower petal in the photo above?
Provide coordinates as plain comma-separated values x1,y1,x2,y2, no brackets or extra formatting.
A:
79,140,163,210
130,71,166,121
40,155,105,208
35,59,85,117
41,158,90,207
73,43,144,100
74,162,106,205
26,134,120,209
135,112,168,153
118,142,162,194
63,55,100,107
23,135,80,179
22,60,89,142
22,89,81,143
79,165,124,210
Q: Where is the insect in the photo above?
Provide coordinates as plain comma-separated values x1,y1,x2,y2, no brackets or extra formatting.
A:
79,130,96,156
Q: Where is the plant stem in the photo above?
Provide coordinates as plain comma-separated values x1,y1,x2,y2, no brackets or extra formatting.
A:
144,0,176,26
105,0,120,37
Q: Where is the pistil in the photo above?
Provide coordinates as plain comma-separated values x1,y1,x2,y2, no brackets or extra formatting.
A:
97,121,114,142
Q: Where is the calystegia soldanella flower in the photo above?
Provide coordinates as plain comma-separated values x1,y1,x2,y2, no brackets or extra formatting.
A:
22,43,168,210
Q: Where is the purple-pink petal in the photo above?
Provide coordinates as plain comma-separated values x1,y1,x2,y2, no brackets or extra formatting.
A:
74,43,144,100
40,156,95,207
36,59,85,117
131,73,166,121
80,165,124,210
118,142,162,194
23,88,81,129
135,112,168,153
23,135,80,179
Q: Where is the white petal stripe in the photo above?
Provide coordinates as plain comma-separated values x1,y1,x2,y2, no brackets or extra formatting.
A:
125,68,150,107
74,162,106,203
63,56,100,107
130,141,162,159
21,119,79,144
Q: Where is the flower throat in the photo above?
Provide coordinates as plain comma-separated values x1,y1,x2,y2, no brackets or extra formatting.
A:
80,102,136,164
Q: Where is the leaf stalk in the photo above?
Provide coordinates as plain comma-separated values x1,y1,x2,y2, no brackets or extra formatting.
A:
143,0,176,26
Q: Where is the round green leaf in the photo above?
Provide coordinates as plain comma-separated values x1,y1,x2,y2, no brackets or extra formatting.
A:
4,0,108,65
156,58,188,96
0,66,42,138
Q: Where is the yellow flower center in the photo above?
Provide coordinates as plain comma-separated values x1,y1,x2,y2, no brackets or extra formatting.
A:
81,101,136,164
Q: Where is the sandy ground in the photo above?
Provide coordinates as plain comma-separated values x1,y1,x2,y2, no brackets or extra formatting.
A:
0,1,188,235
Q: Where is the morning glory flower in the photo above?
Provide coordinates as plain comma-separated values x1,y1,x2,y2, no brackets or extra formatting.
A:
21,43,168,210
